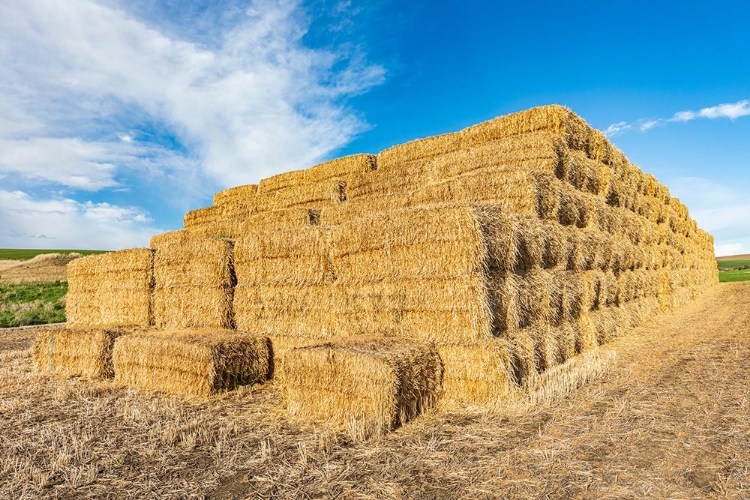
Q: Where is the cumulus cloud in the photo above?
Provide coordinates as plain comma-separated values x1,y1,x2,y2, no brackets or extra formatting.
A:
0,190,158,250
0,0,384,247
604,99,750,137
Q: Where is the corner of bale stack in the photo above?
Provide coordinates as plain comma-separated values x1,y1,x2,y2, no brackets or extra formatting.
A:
32,327,133,379
153,238,235,329
282,338,443,440
66,248,154,327
113,329,271,397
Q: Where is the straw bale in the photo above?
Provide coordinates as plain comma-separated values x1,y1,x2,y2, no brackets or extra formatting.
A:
184,206,224,229
346,167,434,200
560,271,596,321
113,329,271,397
488,274,520,334
213,184,258,206
333,277,493,344
576,313,598,353
457,105,592,152
239,208,320,234
589,307,625,345
153,286,234,329
526,323,563,372
516,270,553,328
235,227,331,286
430,131,561,179
234,284,337,339
318,194,416,226
282,338,443,439
255,179,347,211
541,221,568,269
476,207,520,272
150,230,192,248
505,328,537,383
258,169,306,194
154,239,234,288
511,215,546,271
305,154,377,183
535,172,563,220
410,168,537,214
558,186,595,229
377,130,462,169
32,327,129,379
556,322,578,361
66,248,153,327
559,149,611,197
437,341,515,404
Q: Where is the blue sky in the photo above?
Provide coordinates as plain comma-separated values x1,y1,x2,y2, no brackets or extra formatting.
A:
1,0,748,255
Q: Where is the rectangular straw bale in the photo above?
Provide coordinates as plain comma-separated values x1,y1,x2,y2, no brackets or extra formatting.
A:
235,227,331,286
488,273,521,334
575,313,599,353
525,323,564,372
66,248,153,327
560,149,611,198
377,130,463,168
305,154,377,183
234,284,337,339
437,340,516,404
346,166,434,200
152,239,234,329
255,179,347,211
113,329,271,397
332,277,492,344
430,131,562,179
32,327,130,379
213,184,258,206
282,338,443,440
184,206,224,229
458,105,592,152
515,269,554,328
150,229,192,248
410,168,537,214
239,208,321,234
258,169,306,194
534,172,563,220
505,327,537,383
318,194,416,226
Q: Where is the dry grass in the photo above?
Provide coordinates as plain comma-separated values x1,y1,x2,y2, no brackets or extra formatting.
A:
0,253,83,284
1,283,747,498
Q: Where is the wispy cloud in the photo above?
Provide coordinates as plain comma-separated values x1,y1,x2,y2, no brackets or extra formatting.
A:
604,99,750,137
0,0,384,248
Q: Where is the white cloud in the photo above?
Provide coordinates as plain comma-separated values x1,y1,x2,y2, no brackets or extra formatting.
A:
0,190,157,250
0,0,384,192
715,242,748,257
604,99,750,137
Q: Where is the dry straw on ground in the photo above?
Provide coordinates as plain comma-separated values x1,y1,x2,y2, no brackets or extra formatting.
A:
32,327,131,379
282,338,443,440
113,329,271,397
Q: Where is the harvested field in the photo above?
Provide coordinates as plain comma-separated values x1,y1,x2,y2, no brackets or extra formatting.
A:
0,253,83,284
1,283,748,498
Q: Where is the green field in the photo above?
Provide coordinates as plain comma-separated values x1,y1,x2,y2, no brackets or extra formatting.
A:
717,259,750,283
0,281,68,327
0,249,107,260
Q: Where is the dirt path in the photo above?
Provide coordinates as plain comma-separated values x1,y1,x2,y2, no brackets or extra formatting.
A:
1,283,748,499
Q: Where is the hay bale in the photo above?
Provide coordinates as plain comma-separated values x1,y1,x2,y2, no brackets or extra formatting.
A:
437,341,516,404
304,154,377,183
255,179,347,211
258,169,306,194
239,208,321,234
153,239,234,329
319,194,416,226
235,227,331,286
213,184,258,206
32,327,130,379
332,278,492,344
150,229,193,248
346,166,434,200
66,248,153,327
184,206,224,229
113,329,271,397
234,284,338,339
282,338,443,439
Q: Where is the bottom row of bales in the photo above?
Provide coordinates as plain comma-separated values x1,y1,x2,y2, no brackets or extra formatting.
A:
32,328,444,439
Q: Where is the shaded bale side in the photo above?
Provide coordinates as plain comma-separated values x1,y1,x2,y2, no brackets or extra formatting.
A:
66,248,154,327
235,227,331,286
234,284,338,339
113,329,271,397
282,338,443,440
437,341,516,405
32,327,131,379
332,277,493,344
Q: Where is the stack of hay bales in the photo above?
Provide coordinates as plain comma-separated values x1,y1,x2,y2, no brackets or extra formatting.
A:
32,327,131,379
57,105,717,414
